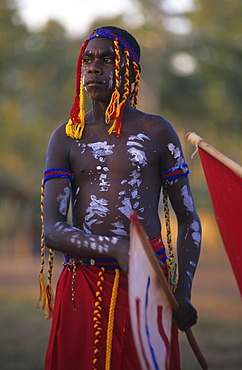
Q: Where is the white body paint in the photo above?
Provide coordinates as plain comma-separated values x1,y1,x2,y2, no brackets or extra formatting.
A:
76,187,80,195
190,220,201,246
118,197,133,219
181,185,194,212
96,166,110,192
80,135,151,235
83,195,109,232
87,141,115,163
108,71,113,89
167,143,184,166
117,134,150,221
57,186,71,216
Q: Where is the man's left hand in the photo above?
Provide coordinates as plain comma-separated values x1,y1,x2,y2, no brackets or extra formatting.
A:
172,300,197,331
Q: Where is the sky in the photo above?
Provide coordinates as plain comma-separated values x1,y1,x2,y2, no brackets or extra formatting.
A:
17,0,136,38
16,0,194,38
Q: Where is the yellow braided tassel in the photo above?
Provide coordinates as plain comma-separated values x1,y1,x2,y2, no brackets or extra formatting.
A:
162,187,178,292
37,179,55,319
66,119,85,140
130,61,140,108
108,50,130,136
38,180,46,310
93,268,105,370
37,272,46,310
38,180,49,314
105,269,120,370
105,39,120,125
107,119,118,135
117,51,130,111
42,247,55,319
105,90,120,124
66,61,85,139
66,85,85,139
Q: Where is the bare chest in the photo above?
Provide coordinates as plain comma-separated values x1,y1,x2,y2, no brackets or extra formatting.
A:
69,132,160,180
67,128,162,237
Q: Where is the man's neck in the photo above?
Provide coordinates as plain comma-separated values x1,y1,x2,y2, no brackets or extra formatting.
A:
87,99,135,124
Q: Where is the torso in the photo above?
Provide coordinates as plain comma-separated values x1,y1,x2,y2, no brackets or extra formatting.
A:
63,110,169,239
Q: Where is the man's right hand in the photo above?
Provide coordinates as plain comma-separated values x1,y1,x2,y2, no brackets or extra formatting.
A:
114,239,130,274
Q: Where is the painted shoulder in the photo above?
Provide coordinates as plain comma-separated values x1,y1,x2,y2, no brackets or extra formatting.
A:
47,121,71,154
48,121,71,145
137,110,177,138
51,121,68,136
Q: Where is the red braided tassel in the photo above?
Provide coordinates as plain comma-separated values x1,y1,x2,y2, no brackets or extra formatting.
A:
69,39,89,125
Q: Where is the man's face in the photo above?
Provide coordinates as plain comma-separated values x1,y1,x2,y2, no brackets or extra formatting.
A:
82,37,125,103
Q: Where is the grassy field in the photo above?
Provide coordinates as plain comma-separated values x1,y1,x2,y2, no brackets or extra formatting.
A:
0,213,241,369
179,245,242,370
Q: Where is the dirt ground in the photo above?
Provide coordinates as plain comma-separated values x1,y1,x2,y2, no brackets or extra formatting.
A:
0,213,241,369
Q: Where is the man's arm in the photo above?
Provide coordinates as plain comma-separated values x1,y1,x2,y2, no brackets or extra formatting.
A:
159,121,201,330
43,125,129,272
166,176,201,330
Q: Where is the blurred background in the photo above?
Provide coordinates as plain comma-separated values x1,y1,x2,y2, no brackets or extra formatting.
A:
0,0,241,369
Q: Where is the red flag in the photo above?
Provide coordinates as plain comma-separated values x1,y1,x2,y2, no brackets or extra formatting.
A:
187,133,242,297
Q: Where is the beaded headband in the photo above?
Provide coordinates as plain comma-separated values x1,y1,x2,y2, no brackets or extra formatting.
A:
87,28,140,64
65,27,141,139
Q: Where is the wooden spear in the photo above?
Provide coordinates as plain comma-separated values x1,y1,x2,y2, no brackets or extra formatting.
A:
186,132,242,178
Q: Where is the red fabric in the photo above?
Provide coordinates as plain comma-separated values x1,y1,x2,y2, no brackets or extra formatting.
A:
45,266,140,370
198,147,242,296
150,235,165,251
45,241,180,369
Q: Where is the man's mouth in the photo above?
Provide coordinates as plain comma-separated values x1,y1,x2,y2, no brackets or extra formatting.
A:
85,79,103,86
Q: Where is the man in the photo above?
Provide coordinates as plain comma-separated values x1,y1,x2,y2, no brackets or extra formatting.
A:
40,26,201,369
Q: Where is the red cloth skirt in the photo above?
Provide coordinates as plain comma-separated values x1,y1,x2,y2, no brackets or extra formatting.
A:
45,238,180,370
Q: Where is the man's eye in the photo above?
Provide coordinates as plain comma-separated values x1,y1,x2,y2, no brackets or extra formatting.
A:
83,57,91,63
104,57,113,63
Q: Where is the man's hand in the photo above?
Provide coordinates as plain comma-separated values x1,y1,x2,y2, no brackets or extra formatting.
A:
172,300,197,331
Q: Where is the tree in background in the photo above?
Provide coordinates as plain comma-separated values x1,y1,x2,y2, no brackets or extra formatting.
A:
0,1,79,255
1,0,242,255
129,0,242,205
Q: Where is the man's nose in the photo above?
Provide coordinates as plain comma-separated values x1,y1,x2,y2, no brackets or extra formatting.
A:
88,61,102,74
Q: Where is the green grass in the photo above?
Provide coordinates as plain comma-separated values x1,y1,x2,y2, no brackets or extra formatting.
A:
0,220,241,370
180,319,242,370
0,299,241,370
0,299,50,370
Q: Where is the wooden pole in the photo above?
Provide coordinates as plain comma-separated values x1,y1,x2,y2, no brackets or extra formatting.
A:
186,132,242,178
131,218,209,370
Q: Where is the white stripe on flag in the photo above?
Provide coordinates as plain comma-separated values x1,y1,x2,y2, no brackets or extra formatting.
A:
129,224,172,370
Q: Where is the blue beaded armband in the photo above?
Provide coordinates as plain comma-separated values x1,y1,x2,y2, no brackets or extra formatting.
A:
161,163,190,182
43,167,74,184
